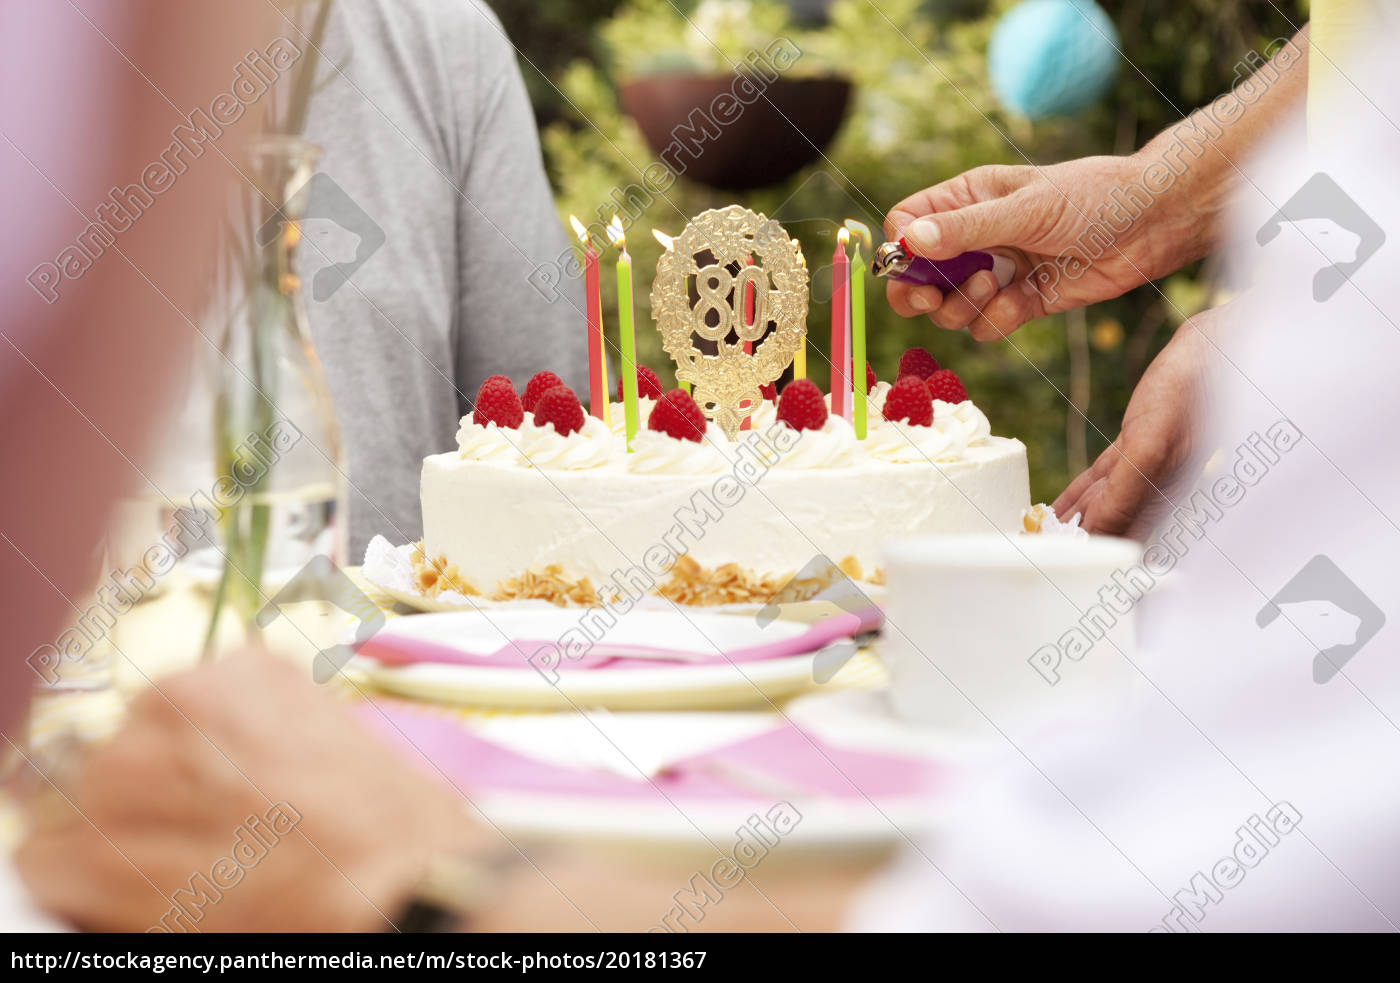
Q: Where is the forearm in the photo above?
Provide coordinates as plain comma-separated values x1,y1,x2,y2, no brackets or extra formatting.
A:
1134,26,1310,267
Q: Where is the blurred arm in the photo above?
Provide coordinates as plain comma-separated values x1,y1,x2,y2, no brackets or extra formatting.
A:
1132,26,1311,270
450,3,587,408
0,0,264,734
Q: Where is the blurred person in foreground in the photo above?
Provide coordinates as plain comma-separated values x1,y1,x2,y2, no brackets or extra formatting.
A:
847,5,1400,931
884,7,1397,537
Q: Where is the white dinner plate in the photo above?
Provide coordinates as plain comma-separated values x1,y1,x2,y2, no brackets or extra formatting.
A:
353,608,829,710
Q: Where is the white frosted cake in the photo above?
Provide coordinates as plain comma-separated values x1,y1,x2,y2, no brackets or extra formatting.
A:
415,363,1030,606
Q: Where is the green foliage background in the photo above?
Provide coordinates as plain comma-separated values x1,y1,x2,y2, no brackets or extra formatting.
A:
486,0,1308,502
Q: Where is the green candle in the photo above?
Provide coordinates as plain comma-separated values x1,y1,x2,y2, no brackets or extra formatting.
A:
610,217,639,449
846,220,872,440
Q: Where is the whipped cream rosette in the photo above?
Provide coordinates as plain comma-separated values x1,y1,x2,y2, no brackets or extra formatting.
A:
455,417,526,464
627,421,732,474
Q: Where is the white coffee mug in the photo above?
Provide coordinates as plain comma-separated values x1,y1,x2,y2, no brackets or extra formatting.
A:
879,533,1145,738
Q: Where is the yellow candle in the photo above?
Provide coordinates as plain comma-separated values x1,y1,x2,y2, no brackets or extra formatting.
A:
791,238,807,379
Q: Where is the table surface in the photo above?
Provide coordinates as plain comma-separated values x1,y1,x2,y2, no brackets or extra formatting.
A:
6,568,888,849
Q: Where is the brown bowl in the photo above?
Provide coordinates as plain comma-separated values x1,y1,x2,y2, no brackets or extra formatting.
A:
619,73,852,192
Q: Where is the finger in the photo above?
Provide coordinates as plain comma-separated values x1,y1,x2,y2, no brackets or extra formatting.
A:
1078,487,1137,537
16,827,181,931
884,165,1031,240
1078,451,1161,537
902,192,1033,261
1052,440,1121,517
928,270,1000,331
1052,469,1098,517
885,279,944,318
1054,486,1096,527
966,280,1047,341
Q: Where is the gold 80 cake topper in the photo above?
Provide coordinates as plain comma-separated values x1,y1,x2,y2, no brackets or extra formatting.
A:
652,205,809,439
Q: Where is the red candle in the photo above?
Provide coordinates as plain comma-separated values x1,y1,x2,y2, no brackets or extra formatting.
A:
571,216,608,421
831,229,851,420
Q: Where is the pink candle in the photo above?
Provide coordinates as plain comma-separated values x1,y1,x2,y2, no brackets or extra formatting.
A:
742,255,755,430
571,216,607,421
831,230,851,420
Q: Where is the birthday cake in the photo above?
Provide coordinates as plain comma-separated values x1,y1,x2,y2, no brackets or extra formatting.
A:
413,206,1028,606
415,354,1029,606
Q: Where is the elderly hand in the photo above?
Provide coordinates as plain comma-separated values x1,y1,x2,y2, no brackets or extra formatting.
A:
1053,311,1217,537
884,155,1216,340
16,649,488,932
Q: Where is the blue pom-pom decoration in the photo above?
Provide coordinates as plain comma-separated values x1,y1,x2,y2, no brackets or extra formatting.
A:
988,0,1120,119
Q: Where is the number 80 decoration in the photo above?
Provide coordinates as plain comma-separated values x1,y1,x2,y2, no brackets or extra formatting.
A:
651,205,809,440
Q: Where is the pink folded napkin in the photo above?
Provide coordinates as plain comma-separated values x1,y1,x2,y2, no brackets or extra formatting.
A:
358,607,883,674
356,700,938,803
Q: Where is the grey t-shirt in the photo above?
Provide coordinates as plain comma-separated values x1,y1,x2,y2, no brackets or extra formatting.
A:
298,0,586,556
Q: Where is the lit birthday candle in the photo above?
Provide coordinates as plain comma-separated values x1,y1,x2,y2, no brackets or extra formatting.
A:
652,228,689,393
845,220,872,439
609,215,638,449
831,227,851,420
791,238,807,380
570,216,609,423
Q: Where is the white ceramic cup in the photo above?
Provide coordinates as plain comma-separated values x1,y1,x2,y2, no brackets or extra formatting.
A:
879,533,1145,737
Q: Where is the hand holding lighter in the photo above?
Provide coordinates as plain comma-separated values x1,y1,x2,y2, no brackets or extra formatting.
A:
872,239,1016,293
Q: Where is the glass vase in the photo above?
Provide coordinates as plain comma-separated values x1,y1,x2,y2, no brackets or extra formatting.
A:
195,135,347,657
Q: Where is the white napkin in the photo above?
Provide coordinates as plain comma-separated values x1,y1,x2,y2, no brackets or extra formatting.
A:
468,711,779,780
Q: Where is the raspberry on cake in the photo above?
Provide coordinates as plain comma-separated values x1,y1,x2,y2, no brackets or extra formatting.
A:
865,362,877,395
776,379,828,431
897,347,940,380
522,370,566,413
648,389,708,443
926,368,969,404
617,365,663,402
533,385,586,436
882,375,934,426
472,376,523,429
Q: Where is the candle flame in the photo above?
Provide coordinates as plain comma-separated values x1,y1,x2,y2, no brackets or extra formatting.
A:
844,219,872,253
569,215,589,243
652,229,675,250
607,214,626,250
837,226,850,247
